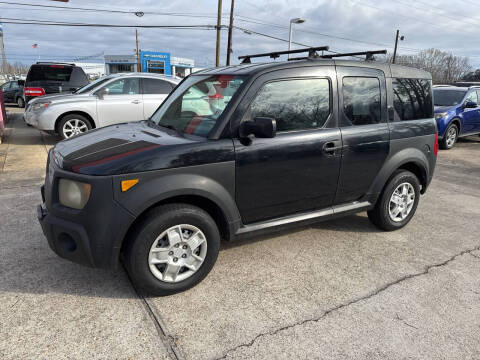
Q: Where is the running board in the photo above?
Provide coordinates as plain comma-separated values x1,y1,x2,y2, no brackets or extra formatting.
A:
235,201,371,235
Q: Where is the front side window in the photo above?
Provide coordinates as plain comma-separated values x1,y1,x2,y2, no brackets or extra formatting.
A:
393,78,433,121
102,78,139,95
343,77,382,125
143,78,173,94
10,82,19,90
247,78,331,132
465,90,478,104
151,75,245,137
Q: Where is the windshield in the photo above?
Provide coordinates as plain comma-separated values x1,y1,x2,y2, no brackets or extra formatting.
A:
75,76,113,94
433,89,467,107
150,74,245,137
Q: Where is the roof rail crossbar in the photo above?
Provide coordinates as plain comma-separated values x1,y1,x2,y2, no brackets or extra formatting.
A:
238,46,329,64
321,50,387,60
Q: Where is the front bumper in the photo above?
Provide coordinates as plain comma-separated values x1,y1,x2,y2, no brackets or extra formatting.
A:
24,106,56,130
37,153,135,269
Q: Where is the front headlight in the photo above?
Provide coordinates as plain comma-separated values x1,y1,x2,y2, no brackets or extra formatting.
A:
58,179,91,209
435,112,447,120
31,101,51,112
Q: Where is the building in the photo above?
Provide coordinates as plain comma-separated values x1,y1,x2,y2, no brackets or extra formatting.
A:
105,51,195,77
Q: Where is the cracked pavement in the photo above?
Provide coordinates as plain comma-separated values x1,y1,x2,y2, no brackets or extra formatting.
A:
1,108,480,359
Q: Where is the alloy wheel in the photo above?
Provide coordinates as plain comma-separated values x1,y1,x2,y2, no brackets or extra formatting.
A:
148,224,207,283
388,182,415,222
446,126,457,148
62,119,89,138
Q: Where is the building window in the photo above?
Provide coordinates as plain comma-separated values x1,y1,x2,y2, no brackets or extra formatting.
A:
109,64,134,74
393,78,433,121
342,77,382,125
146,60,165,74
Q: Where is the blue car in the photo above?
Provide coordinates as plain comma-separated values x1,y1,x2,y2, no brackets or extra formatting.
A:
433,85,480,149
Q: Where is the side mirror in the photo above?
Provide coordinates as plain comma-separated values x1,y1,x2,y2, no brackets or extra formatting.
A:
239,117,276,138
96,87,109,99
18,80,25,86
464,101,478,109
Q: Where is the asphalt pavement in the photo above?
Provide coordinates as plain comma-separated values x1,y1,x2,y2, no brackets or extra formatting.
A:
1,108,479,360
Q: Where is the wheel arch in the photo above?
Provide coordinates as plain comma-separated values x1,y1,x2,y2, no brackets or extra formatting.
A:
449,117,462,134
367,148,430,204
55,111,96,132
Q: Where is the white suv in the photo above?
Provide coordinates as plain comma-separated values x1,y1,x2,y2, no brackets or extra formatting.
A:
24,73,179,139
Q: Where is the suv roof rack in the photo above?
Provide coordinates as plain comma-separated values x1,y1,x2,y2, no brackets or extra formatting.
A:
320,50,387,60
238,46,329,64
35,61,76,66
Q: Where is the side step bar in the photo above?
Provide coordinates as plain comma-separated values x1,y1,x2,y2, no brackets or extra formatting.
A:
235,201,371,236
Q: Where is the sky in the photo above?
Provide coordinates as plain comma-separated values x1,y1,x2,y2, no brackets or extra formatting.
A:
1,0,479,69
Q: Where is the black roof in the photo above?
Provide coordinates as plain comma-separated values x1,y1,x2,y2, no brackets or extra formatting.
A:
195,59,431,80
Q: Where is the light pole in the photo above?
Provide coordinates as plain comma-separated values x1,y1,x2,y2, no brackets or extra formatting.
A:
288,18,305,59
392,29,405,64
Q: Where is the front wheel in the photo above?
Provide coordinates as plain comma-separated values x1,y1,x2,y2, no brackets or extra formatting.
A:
440,123,458,150
58,114,92,139
368,170,420,231
124,204,220,296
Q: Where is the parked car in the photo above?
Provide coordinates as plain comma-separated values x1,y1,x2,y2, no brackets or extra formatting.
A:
24,73,179,139
24,62,89,104
0,80,25,107
37,48,437,296
433,85,480,149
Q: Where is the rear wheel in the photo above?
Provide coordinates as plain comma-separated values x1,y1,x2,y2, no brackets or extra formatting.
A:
124,203,220,296
368,170,420,231
17,97,25,108
58,114,92,139
440,123,458,150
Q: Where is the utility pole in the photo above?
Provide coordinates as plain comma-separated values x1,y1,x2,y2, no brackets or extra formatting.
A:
136,29,140,72
226,0,234,66
392,29,399,64
216,0,222,67
0,23,7,75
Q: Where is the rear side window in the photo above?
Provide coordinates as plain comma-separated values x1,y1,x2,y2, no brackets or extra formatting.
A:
142,78,174,94
393,78,433,120
26,65,73,82
343,77,382,125
248,78,331,132
69,67,88,85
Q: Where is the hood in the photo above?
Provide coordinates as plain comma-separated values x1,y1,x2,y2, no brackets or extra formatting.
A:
29,92,88,104
434,105,455,113
53,121,204,175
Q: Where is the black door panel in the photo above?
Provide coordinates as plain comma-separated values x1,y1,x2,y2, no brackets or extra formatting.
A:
232,66,341,224
235,128,341,223
334,66,389,204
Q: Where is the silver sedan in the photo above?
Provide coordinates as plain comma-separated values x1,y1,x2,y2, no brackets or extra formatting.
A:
24,73,179,139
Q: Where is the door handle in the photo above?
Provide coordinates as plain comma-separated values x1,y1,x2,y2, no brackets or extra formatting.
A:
131,100,142,104
322,141,342,155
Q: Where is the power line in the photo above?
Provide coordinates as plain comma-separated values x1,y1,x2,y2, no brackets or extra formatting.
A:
0,17,218,29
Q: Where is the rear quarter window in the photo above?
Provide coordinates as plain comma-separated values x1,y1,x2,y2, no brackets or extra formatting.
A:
393,78,433,121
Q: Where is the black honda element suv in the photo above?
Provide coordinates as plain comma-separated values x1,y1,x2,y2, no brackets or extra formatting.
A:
37,47,437,295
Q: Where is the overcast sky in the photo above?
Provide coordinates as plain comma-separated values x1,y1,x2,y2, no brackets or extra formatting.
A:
1,0,479,69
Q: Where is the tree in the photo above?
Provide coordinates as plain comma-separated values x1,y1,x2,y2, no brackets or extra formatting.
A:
389,48,471,84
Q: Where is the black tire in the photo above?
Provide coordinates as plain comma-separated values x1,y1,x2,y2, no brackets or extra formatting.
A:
439,123,458,150
57,114,92,139
16,97,25,108
124,203,220,296
367,170,420,231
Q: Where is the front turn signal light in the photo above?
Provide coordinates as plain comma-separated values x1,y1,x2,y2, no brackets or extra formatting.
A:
121,179,139,192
